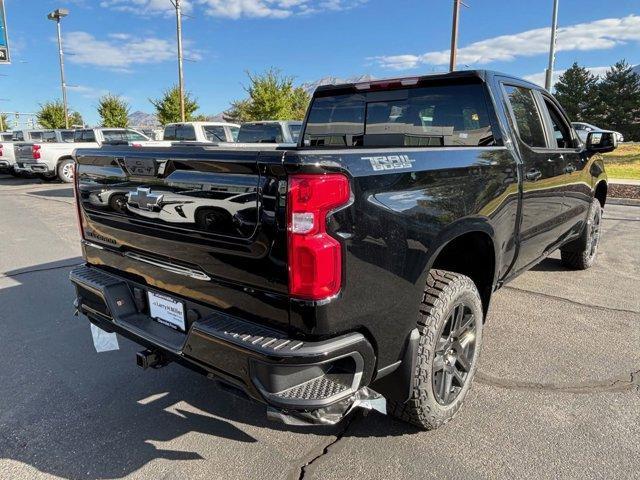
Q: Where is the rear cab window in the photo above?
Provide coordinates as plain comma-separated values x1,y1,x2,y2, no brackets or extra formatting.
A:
303,81,496,148
12,131,24,142
237,124,284,143
164,124,196,141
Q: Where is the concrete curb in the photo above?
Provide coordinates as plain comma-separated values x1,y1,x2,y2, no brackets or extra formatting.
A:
608,197,640,207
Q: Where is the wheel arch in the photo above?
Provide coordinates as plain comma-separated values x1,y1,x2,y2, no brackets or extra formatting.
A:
594,180,607,208
425,221,499,318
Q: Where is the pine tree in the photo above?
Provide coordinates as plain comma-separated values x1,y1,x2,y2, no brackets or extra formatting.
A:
594,60,640,139
149,86,199,125
553,63,599,122
98,94,130,128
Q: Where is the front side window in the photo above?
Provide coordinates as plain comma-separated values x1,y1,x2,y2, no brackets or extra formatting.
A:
124,130,148,141
203,126,226,142
504,85,547,148
543,98,573,149
303,83,495,148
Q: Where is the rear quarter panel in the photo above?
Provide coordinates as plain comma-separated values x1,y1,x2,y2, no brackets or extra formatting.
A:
285,146,520,367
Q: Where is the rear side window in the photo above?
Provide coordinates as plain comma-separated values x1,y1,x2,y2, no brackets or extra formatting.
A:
304,83,495,148
83,130,96,142
61,131,75,143
237,124,284,143
203,125,227,142
12,131,24,141
30,132,43,141
504,85,547,148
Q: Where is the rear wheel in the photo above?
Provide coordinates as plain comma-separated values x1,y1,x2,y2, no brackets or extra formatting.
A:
560,198,602,270
389,269,483,430
57,159,75,183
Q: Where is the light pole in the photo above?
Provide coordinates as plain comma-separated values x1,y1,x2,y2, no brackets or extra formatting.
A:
171,0,186,122
544,0,559,91
449,0,468,72
47,8,70,129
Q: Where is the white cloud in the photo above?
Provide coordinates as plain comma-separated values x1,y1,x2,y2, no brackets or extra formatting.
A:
374,15,640,70
63,31,202,71
99,0,365,19
67,85,110,99
99,0,194,16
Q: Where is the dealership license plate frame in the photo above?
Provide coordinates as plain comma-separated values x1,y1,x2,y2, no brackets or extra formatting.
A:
147,290,186,332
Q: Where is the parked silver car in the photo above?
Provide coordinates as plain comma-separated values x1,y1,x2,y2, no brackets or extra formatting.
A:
572,122,624,143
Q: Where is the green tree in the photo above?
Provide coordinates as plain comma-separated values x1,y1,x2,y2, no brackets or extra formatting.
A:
553,62,599,122
98,93,130,128
36,100,83,129
225,69,310,122
593,60,640,139
0,113,11,132
149,85,199,125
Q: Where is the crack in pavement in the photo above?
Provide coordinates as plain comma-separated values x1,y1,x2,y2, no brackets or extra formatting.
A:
289,415,356,480
503,285,640,316
476,369,640,394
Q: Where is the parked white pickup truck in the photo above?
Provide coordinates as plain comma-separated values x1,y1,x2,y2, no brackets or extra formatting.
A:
1,130,66,176
15,127,150,182
132,122,240,147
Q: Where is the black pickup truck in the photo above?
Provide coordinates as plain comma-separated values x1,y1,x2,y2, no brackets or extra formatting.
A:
70,70,617,429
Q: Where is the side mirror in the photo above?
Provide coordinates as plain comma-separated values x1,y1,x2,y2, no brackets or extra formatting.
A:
586,131,618,154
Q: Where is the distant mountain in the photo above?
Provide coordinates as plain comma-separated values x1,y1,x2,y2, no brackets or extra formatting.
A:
633,65,640,76
301,74,376,94
128,111,159,127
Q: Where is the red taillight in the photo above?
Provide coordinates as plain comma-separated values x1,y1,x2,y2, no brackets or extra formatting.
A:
73,162,85,240
0,144,3,156
287,174,350,301
32,144,41,159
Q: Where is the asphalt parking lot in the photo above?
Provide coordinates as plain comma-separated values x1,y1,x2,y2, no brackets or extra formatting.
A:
0,175,638,480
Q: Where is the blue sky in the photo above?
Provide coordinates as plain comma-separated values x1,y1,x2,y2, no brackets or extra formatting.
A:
1,0,639,126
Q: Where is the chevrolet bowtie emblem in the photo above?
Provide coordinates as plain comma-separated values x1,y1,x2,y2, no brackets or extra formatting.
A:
127,187,164,211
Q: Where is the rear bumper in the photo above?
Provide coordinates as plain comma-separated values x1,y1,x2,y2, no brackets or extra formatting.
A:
15,161,53,174
70,264,376,419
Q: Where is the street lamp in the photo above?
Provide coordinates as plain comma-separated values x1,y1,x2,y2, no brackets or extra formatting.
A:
170,0,186,122
47,8,70,129
544,0,559,91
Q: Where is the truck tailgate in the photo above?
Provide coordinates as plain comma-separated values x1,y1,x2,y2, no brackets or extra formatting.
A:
75,146,290,327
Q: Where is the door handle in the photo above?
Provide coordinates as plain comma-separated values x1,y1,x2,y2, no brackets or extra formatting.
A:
525,169,542,182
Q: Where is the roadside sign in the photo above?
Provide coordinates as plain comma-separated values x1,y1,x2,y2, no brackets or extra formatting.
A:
0,0,9,63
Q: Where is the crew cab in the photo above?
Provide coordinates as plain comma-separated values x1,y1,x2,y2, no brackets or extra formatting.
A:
15,128,150,183
134,122,240,147
70,71,615,429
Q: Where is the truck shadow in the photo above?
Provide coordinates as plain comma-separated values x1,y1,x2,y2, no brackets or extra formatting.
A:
27,186,74,198
0,259,414,480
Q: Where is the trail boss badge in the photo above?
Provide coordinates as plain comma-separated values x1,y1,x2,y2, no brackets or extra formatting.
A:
363,155,415,171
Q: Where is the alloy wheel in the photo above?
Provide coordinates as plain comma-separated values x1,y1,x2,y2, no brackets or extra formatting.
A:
432,303,477,405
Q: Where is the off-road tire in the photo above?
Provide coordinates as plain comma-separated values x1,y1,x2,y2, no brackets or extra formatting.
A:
57,159,75,183
388,269,484,430
560,198,602,270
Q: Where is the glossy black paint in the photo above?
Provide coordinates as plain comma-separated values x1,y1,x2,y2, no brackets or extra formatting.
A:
74,70,608,385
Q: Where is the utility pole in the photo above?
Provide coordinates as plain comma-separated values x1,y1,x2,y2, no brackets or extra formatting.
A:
544,0,559,91
173,0,186,122
449,0,468,72
47,9,70,128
